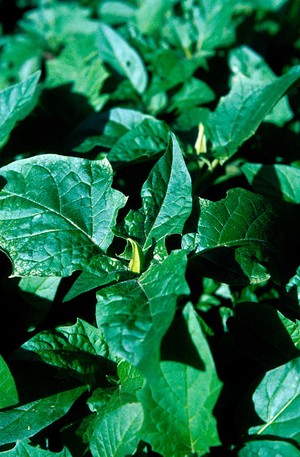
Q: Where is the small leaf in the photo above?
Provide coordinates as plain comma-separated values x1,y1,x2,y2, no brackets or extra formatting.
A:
0,386,86,446
97,23,148,94
0,356,18,409
249,357,300,442
0,71,40,146
0,155,126,276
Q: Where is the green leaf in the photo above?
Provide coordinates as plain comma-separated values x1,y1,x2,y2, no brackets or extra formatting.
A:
249,357,300,442
46,35,109,111
0,71,40,146
278,312,300,351
97,23,148,94
18,277,61,302
90,402,143,457
0,441,72,456
72,108,154,153
98,2,136,25
88,360,143,457
138,303,222,456
96,250,189,371
0,386,86,446
229,46,293,126
286,266,300,306
108,117,170,166
63,254,129,302
0,155,126,276
0,356,18,409
19,4,98,50
206,65,300,162
238,440,300,457
184,188,274,285
135,0,171,34
168,77,215,113
18,319,109,384
242,163,300,204
119,133,193,250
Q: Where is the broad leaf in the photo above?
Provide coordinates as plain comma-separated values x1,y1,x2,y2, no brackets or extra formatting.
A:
0,71,40,146
139,303,222,456
206,66,300,162
88,360,143,457
119,133,193,250
72,108,160,156
97,23,148,94
63,254,129,302
0,356,18,409
90,402,143,457
0,386,86,446
19,4,99,47
0,155,126,276
242,163,300,204
249,357,300,442
18,319,109,384
96,250,189,370
135,0,171,34
46,35,109,111
108,117,169,166
18,277,61,302
0,441,72,456
238,440,300,457
168,77,215,113
184,188,274,285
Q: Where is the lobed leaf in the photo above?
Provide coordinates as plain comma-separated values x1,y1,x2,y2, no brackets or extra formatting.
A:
0,155,126,276
0,441,72,456
184,188,274,285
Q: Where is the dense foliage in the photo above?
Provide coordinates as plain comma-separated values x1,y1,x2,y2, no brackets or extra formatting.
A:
0,0,300,456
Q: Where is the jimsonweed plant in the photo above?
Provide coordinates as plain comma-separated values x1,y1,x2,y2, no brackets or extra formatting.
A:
0,0,300,456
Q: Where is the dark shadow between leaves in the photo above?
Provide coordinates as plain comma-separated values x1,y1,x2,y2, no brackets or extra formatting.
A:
189,246,250,286
160,312,205,371
251,163,300,283
213,301,300,446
